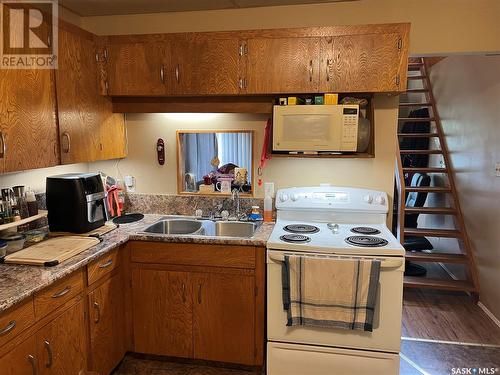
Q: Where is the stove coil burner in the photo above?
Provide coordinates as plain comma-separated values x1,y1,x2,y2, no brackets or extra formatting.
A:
283,224,320,234
280,234,311,243
345,235,388,247
351,226,381,235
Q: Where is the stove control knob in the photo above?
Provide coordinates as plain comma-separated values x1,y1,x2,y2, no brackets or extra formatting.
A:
375,195,386,205
291,193,299,201
363,194,373,204
279,193,289,202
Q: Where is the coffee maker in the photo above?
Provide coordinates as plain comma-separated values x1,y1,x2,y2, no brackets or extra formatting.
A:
46,173,109,233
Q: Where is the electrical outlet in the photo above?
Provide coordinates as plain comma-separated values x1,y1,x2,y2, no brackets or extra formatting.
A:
496,163,500,177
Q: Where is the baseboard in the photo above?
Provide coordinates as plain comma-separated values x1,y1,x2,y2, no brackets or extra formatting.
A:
439,263,500,328
478,302,500,329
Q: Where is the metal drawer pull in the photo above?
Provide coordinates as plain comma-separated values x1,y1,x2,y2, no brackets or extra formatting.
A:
44,340,53,368
93,301,100,323
326,58,332,81
268,253,403,269
51,285,71,298
28,354,38,375
175,64,180,83
98,259,113,268
0,320,16,335
0,131,5,158
182,283,186,303
309,59,313,82
197,284,202,304
160,65,165,84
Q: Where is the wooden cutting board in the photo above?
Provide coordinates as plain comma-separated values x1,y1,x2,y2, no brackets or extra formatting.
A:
49,223,117,238
4,236,101,267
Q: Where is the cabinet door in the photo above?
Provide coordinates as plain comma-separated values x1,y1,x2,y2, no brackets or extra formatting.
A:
106,42,168,96
321,33,402,92
132,268,193,357
97,104,127,160
246,37,320,94
36,299,87,375
88,273,125,375
193,272,255,365
0,335,37,375
171,36,241,95
0,68,59,173
56,27,102,164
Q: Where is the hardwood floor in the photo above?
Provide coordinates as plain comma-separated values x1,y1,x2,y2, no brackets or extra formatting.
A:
403,285,500,345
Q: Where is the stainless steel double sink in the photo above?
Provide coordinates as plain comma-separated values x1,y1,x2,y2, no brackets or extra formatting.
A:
141,216,258,238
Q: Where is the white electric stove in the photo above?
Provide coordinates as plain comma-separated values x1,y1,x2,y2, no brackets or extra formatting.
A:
266,186,405,375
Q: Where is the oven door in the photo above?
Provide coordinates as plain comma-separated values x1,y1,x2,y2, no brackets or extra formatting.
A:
266,249,404,353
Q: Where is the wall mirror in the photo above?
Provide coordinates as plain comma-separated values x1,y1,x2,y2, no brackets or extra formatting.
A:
177,130,254,195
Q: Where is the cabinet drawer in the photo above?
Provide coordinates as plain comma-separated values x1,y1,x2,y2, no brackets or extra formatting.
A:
34,270,84,319
130,242,256,269
0,299,35,347
87,248,120,285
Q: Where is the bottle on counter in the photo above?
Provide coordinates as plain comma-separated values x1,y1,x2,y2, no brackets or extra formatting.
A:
264,182,274,222
249,206,263,221
26,189,38,217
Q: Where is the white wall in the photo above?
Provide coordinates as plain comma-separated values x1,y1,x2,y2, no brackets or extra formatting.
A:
428,55,500,319
81,0,500,55
90,95,398,206
0,164,89,193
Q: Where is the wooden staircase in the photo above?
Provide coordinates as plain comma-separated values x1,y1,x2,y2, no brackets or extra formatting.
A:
395,57,479,298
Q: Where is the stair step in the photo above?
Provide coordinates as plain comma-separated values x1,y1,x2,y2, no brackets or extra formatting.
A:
407,75,427,80
400,149,443,154
406,88,428,93
405,251,468,264
404,276,476,292
403,167,447,173
404,207,457,215
399,102,432,107
408,62,424,71
404,227,462,238
405,186,452,193
398,133,439,137
398,117,436,122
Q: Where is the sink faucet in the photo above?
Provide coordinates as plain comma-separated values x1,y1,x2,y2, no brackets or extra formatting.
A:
231,188,240,220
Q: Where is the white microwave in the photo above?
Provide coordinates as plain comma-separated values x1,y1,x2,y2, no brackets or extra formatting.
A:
273,104,359,152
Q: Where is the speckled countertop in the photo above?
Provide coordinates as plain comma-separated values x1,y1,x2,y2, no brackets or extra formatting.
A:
0,214,274,313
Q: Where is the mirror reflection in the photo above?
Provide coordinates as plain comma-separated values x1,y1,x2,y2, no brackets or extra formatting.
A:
177,131,253,195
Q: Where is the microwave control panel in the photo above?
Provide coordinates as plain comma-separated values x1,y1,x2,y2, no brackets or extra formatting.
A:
340,106,359,151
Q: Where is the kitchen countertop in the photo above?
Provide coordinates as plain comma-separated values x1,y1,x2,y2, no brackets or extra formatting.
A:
0,214,274,313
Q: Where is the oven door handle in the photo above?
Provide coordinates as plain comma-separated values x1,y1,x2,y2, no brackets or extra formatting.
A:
268,253,403,269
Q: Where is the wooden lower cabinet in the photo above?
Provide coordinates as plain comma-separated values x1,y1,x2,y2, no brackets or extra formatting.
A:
88,272,126,375
36,299,87,375
132,269,193,358
193,272,255,365
0,335,37,375
132,266,261,366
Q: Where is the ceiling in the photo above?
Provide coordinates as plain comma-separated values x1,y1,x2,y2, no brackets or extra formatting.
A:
59,0,356,17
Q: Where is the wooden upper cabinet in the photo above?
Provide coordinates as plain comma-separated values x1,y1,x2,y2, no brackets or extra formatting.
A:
320,33,405,93
57,26,102,164
0,69,59,173
193,272,255,365
245,37,320,94
106,42,168,96
36,299,87,375
170,36,242,95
